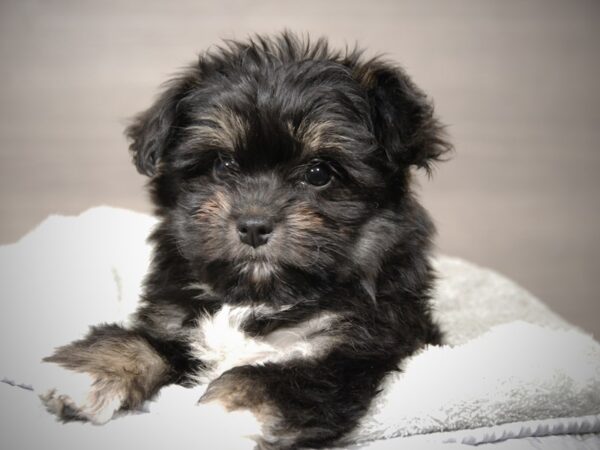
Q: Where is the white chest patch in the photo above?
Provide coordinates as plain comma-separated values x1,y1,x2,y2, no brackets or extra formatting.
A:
188,305,340,384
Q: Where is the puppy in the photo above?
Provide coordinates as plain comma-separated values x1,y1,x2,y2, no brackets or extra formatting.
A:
41,32,451,449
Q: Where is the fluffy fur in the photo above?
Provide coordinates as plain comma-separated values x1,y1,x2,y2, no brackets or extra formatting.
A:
42,32,451,449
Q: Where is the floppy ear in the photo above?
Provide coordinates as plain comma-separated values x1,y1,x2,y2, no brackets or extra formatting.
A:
125,76,193,176
354,59,452,174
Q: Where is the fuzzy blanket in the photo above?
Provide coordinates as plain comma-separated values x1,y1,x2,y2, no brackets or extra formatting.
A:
1,207,599,449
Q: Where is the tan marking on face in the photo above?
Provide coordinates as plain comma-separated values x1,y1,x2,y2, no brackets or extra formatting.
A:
288,119,335,151
287,203,324,232
190,107,250,150
197,190,232,222
288,119,354,154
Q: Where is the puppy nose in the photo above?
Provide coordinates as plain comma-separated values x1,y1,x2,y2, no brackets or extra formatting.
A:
237,217,273,248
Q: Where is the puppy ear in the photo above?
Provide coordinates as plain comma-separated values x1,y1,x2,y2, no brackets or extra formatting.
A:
354,59,452,174
125,77,192,176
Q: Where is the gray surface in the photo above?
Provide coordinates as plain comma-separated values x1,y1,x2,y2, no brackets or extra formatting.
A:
0,0,598,336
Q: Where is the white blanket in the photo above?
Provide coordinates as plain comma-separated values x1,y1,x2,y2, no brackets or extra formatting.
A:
1,207,599,449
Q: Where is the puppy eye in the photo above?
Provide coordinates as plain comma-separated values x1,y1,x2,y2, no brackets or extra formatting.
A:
214,155,238,177
305,162,333,187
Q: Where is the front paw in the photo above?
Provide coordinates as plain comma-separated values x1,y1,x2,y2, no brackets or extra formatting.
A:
200,369,297,450
199,367,269,413
39,388,121,424
37,362,125,424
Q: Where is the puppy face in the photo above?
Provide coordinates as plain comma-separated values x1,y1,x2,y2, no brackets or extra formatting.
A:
168,62,385,285
126,34,450,296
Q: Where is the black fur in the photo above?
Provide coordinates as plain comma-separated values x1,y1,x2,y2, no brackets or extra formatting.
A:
43,32,451,449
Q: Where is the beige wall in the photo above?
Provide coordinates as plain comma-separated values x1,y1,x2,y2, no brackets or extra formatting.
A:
1,0,598,335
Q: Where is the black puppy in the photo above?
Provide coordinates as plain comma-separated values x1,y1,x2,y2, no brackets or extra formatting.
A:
41,32,450,449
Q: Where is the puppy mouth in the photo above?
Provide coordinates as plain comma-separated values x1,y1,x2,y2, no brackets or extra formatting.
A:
235,239,273,258
237,258,277,282
232,239,277,268
230,230,285,281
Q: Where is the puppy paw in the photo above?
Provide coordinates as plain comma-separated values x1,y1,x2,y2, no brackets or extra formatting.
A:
199,368,267,412
199,369,299,450
197,398,262,447
37,362,124,424
39,388,120,424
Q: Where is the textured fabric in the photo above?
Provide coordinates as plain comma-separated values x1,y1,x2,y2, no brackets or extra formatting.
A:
431,256,572,345
350,415,600,449
349,259,600,443
1,207,598,449
352,418,600,450
350,324,600,442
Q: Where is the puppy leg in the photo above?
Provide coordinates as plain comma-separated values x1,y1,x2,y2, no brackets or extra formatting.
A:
199,356,390,450
40,324,173,424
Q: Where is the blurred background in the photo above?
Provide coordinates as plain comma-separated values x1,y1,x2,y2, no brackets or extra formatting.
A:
0,0,598,335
